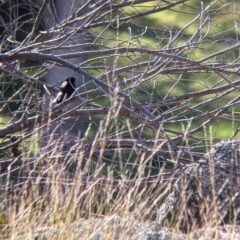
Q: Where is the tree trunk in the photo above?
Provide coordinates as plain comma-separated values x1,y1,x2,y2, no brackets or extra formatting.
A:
42,0,87,147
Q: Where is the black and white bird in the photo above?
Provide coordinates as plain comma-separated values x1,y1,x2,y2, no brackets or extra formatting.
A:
44,77,76,104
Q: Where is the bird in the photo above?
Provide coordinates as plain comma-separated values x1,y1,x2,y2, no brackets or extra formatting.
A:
44,77,76,104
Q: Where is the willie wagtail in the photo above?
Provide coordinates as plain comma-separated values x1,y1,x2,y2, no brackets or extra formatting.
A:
44,77,76,104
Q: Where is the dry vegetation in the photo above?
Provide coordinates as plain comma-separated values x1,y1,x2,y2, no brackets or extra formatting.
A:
1,0,240,239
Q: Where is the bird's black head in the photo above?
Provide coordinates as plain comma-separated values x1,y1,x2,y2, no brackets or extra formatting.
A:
67,77,75,84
